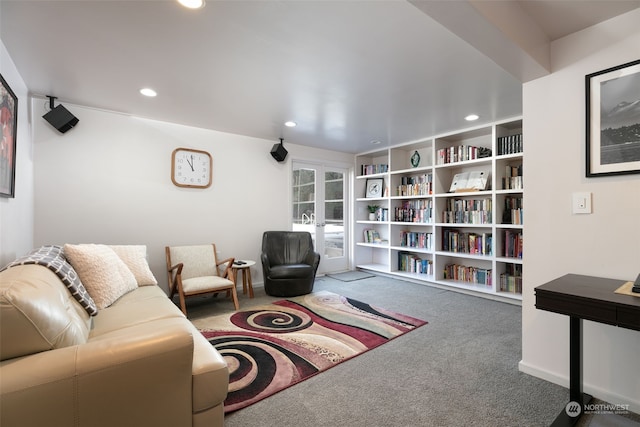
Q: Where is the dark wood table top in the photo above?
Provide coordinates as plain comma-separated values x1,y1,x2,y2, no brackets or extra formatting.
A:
535,273,640,331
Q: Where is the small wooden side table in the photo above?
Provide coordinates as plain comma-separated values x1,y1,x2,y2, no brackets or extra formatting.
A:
232,260,255,298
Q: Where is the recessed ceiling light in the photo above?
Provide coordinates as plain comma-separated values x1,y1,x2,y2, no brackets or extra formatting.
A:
465,114,479,121
140,88,157,97
284,121,297,127
177,0,205,9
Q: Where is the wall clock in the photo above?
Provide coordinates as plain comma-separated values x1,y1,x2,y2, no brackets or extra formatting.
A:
171,148,212,188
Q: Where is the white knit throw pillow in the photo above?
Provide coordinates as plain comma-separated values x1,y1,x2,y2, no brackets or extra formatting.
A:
109,245,158,286
63,244,138,309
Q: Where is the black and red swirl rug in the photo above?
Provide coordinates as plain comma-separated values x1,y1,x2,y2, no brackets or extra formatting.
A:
197,291,427,413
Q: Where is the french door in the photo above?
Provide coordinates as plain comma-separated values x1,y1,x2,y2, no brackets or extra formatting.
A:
292,161,349,274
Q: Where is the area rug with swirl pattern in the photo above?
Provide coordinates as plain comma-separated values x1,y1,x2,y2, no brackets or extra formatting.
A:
196,291,427,413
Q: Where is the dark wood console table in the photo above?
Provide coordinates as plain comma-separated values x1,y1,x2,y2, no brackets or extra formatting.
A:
535,274,640,426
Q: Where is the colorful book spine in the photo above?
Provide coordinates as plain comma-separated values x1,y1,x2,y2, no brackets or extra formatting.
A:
360,164,388,175
400,231,433,250
441,229,493,255
497,134,523,155
442,198,492,224
398,252,433,275
499,264,522,293
394,199,433,223
436,145,491,165
443,263,492,286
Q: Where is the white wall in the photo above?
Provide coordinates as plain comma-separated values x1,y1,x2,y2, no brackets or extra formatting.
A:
521,10,640,411
31,99,353,292
0,40,33,267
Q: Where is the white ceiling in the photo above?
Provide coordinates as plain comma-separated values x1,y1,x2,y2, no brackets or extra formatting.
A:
1,0,638,153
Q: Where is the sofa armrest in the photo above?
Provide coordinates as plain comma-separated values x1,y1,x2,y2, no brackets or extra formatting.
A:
1,321,195,427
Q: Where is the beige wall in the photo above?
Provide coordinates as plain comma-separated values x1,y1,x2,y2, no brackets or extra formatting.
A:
520,9,640,411
30,98,353,292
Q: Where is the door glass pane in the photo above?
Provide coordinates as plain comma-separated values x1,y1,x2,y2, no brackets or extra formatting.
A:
292,168,316,240
324,170,344,258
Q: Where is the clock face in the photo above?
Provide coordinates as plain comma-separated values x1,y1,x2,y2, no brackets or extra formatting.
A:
171,148,212,188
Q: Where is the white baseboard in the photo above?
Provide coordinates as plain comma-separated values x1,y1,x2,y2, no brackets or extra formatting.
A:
518,360,640,413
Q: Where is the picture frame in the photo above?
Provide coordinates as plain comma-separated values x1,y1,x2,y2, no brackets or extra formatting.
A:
586,59,640,177
365,178,384,198
1,73,18,198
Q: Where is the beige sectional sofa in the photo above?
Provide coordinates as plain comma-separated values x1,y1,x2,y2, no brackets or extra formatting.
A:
0,244,228,427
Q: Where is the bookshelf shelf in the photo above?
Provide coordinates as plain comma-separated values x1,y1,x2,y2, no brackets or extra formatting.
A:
354,117,523,303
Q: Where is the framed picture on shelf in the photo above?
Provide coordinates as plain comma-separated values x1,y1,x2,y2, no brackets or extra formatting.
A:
1,73,18,198
586,59,640,177
365,178,384,198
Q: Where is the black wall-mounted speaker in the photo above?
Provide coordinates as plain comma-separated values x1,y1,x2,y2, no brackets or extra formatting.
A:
270,141,288,162
43,104,79,133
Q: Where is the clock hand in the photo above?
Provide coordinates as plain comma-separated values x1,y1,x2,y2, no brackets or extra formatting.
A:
186,155,194,171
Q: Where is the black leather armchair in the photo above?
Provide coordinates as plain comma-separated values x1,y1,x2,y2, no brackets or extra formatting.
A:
261,231,321,297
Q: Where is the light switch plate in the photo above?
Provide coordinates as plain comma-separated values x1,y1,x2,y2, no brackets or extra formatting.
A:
572,192,592,214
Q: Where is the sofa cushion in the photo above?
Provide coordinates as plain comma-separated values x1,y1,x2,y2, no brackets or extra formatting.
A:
109,245,158,286
0,265,91,360
89,286,185,338
2,245,98,316
64,244,138,310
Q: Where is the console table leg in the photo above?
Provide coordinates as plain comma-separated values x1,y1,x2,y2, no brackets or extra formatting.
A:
551,316,592,427
569,316,586,403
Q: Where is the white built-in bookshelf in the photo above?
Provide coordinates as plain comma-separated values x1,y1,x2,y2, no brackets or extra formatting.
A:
355,117,523,303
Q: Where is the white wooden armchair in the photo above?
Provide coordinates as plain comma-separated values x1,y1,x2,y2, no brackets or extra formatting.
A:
165,244,240,315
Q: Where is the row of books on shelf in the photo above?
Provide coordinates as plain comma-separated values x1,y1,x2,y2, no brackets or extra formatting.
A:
445,197,491,212
361,164,388,175
443,264,492,286
397,182,433,197
442,229,492,255
371,208,390,222
442,198,492,224
400,231,433,250
442,210,492,225
501,196,523,224
436,145,491,165
502,176,523,190
398,252,433,275
363,228,387,244
400,174,432,185
502,209,523,225
499,264,522,293
502,164,523,190
394,200,433,223
503,230,523,259
500,275,522,293
497,133,523,155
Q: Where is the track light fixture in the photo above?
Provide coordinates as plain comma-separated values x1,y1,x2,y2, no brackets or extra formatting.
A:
42,96,79,133
270,138,288,162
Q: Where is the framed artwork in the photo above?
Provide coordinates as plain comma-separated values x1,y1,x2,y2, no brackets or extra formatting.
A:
365,178,384,198
1,73,18,197
586,59,640,177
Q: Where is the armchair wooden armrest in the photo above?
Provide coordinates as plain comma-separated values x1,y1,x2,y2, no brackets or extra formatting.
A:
167,262,184,297
217,257,235,282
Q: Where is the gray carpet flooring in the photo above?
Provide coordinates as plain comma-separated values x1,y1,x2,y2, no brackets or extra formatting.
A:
186,274,639,427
